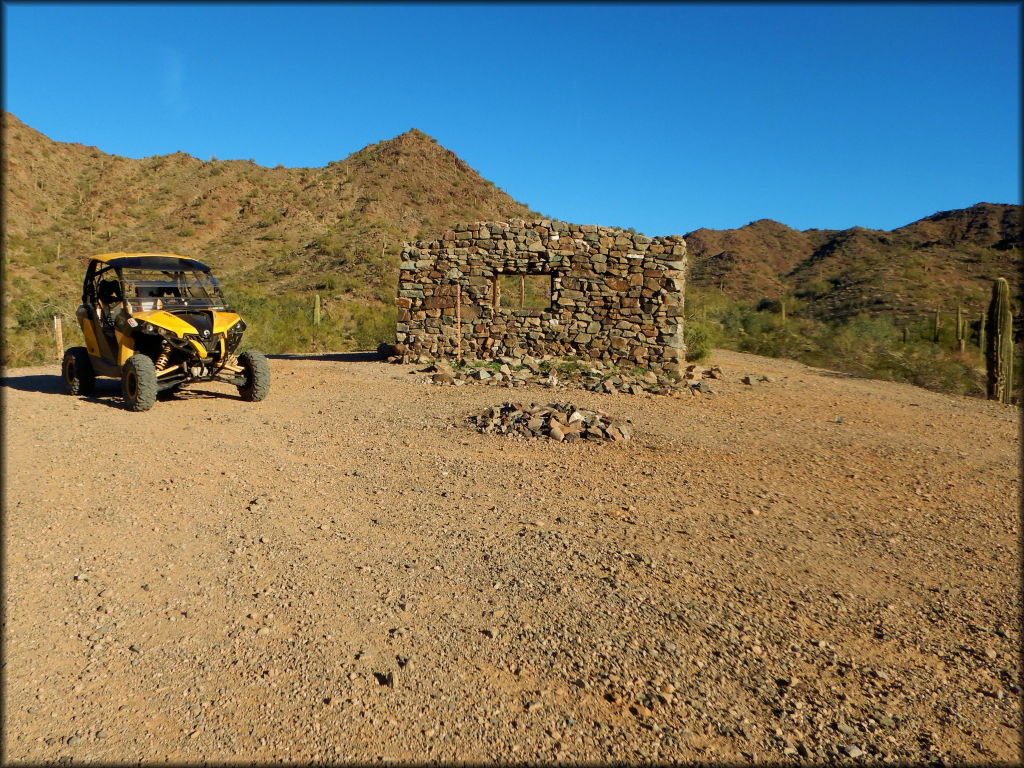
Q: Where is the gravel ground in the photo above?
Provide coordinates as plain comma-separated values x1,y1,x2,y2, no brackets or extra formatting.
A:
2,349,1020,764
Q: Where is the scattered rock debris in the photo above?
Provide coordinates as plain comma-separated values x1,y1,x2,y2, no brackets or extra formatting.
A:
469,402,632,442
8,349,1013,765
390,352,748,398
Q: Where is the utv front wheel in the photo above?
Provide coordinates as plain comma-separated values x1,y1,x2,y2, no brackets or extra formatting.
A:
62,347,95,396
122,354,158,411
237,350,270,402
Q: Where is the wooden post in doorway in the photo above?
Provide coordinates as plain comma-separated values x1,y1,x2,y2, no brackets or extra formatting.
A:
455,283,463,363
54,316,64,360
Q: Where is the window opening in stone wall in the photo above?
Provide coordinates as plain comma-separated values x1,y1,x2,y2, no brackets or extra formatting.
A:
497,274,551,310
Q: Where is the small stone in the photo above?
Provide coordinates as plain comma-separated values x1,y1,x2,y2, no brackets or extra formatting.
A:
840,745,864,758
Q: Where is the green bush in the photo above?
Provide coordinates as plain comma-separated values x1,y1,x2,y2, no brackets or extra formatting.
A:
683,320,711,362
222,288,396,354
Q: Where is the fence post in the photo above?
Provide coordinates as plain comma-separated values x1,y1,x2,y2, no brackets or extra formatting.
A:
456,283,463,363
54,316,64,361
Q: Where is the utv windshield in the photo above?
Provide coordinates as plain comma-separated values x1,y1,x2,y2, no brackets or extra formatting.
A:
119,267,228,312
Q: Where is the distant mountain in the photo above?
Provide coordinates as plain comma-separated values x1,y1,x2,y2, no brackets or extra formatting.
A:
684,203,1021,322
1,111,538,304
2,111,1020,368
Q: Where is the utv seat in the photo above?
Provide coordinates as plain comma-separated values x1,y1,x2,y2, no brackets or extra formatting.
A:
97,280,124,327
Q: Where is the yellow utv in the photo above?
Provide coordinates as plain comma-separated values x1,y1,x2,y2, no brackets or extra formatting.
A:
62,253,270,411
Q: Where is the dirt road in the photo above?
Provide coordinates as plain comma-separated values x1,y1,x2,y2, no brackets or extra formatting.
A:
2,350,1019,764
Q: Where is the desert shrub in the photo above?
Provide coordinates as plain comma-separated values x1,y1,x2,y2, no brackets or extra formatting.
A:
683,320,711,362
222,288,396,354
257,209,282,228
349,303,396,350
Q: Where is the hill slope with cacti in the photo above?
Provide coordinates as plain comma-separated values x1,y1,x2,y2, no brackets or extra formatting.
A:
2,112,1020,398
684,203,1020,321
680,203,1021,399
2,111,539,362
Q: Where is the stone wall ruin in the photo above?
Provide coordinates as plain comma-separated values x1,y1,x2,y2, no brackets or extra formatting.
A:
396,220,687,373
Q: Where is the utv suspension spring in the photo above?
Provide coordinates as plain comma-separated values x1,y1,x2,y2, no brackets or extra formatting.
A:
155,342,171,370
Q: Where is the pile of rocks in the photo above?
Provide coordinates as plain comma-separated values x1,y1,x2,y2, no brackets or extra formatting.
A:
382,341,756,398
405,356,735,398
469,402,633,443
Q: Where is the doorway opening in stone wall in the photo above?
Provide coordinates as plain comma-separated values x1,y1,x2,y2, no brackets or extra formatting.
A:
495,274,552,311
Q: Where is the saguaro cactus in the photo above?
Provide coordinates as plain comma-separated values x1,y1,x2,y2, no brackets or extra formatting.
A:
978,312,986,351
956,304,965,352
314,294,321,327
985,278,1014,403
933,309,941,343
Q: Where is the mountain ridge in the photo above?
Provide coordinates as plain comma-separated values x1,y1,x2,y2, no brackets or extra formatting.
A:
683,202,1020,322
2,111,1020,371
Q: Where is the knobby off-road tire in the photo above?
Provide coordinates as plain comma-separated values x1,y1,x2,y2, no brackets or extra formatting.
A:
62,347,95,396
237,350,270,402
122,354,158,412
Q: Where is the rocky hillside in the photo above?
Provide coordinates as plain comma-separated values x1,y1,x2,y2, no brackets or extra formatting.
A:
685,203,1021,323
2,110,537,299
2,111,1020,385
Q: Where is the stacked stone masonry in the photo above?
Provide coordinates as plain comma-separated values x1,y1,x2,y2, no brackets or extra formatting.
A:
396,220,687,374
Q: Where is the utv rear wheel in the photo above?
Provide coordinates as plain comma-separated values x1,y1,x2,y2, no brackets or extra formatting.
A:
122,354,158,411
237,350,270,402
62,347,95,396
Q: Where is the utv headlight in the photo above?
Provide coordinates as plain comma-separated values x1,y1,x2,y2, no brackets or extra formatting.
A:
144,324,174,338
231,319,247,334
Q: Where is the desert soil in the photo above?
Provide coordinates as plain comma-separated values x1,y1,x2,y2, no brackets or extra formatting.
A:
2,349,1020,764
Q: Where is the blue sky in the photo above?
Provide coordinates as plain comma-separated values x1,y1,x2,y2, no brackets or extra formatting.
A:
3,2,1020,235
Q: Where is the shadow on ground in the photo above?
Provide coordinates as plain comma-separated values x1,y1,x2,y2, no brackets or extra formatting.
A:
266,351,382,364
0,373,243,408
0,373,71,396
0,374,128,409
816,369,870,380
